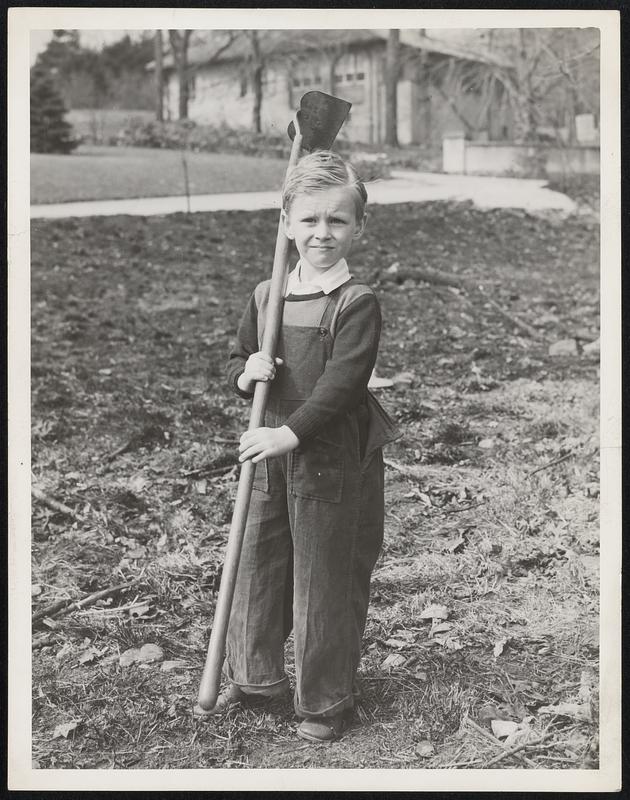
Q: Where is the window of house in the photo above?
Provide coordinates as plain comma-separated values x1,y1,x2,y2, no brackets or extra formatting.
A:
334,55,366,87
293,68,322,92
332,55,366,103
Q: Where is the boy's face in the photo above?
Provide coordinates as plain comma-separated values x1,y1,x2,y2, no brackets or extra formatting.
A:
283,187,366,273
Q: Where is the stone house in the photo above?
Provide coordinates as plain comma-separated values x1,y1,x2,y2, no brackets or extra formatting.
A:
157,29,514,147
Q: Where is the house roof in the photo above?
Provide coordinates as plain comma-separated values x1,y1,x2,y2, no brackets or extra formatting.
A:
149,29,511,71
397,30,512,68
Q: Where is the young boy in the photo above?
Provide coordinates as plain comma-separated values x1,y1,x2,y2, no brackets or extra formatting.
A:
210,150,399,742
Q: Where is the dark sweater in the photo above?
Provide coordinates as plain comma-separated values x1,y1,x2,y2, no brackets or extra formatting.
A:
226,283,381,442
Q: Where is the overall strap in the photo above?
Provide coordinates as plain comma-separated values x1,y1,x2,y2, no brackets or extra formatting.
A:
317,294,339,330
320,279,376,338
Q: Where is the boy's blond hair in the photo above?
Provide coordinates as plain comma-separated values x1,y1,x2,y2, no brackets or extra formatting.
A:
282,150,367,221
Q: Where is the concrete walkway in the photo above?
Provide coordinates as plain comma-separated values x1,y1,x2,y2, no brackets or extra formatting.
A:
30,170,576,219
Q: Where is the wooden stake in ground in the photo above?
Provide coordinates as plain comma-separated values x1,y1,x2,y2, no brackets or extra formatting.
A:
195,92,352,715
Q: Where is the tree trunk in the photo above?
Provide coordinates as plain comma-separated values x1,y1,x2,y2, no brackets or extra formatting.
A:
249,31,263,133
385,29,400,147
169,30,191,120
154,30,164,122
177,59,188,120
252,65,263,132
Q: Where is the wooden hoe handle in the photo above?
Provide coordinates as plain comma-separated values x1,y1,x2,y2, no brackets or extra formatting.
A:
196,126,303,712
196,91,351,713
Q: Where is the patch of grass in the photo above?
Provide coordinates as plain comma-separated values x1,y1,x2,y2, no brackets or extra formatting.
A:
546,174,599,209
31,145,287,204
31,201,599,770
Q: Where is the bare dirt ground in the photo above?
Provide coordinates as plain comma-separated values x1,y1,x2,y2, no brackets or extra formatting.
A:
30,198,599,770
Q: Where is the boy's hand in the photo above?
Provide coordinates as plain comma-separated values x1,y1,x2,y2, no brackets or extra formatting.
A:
237,353,284,393
239,425,299,463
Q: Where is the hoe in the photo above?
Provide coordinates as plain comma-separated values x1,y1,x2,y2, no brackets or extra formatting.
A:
196,91,352,714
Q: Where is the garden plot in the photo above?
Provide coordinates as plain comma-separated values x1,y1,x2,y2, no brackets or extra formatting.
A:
30,200,600,770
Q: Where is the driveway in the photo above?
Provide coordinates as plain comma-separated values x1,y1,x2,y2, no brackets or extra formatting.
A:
30,170,577,219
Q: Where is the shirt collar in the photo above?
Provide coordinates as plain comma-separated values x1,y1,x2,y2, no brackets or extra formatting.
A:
285,258,351,297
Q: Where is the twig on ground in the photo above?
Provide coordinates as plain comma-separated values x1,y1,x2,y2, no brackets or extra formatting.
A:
463,717,537,768
445,277,544,341
441,501,486,515
103,440,135,463
31,597,73,623
527,450,575,476
479,291,544,341
31,487,82,520
536,754,579,765
483,731,556,768
73,600,151,617
181,462,237,479
32,580,141,624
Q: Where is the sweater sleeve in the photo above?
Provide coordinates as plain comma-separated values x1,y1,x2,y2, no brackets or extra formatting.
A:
226,290,259,399
284,292,381,442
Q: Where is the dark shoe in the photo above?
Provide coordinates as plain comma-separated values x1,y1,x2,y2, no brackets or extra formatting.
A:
297,712,347,742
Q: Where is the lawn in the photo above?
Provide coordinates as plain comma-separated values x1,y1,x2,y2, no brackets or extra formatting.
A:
30,200,600,772
30,145,288,204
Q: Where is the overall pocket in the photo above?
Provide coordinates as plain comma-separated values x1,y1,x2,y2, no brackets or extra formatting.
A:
252,458,270,493
289,435,344,503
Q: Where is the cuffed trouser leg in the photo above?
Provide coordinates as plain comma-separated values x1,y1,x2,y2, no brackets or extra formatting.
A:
224,457,292,693
291,447,384,718
289,439,359,719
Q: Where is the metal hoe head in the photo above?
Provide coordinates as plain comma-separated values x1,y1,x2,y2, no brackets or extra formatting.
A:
288,91,352,152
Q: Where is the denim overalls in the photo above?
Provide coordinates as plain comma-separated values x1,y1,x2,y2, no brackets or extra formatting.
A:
225,280,399,718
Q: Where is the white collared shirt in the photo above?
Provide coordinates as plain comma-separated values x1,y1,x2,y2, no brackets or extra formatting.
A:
285,258,351,297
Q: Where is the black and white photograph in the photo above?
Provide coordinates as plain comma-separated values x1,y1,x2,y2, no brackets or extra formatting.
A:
8,7,621,792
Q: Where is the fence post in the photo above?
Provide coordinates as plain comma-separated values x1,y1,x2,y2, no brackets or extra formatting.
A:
443,132,466,173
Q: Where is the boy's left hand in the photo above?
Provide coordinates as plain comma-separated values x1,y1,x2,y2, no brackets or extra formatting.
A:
239,425,300,463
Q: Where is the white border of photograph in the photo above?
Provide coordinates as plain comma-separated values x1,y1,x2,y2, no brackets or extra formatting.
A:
8,6,621,792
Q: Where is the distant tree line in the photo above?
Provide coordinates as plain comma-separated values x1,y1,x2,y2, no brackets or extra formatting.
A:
31,27,598,155
33,30,155,111
31,30,156,154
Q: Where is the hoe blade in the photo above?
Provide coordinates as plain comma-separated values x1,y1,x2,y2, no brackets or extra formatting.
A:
288,91,352,152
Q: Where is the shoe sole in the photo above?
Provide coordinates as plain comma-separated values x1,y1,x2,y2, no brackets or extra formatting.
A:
296,727,339,743
296,716,348,743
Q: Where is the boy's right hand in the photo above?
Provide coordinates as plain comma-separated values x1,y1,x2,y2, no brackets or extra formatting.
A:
237,353,283,393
